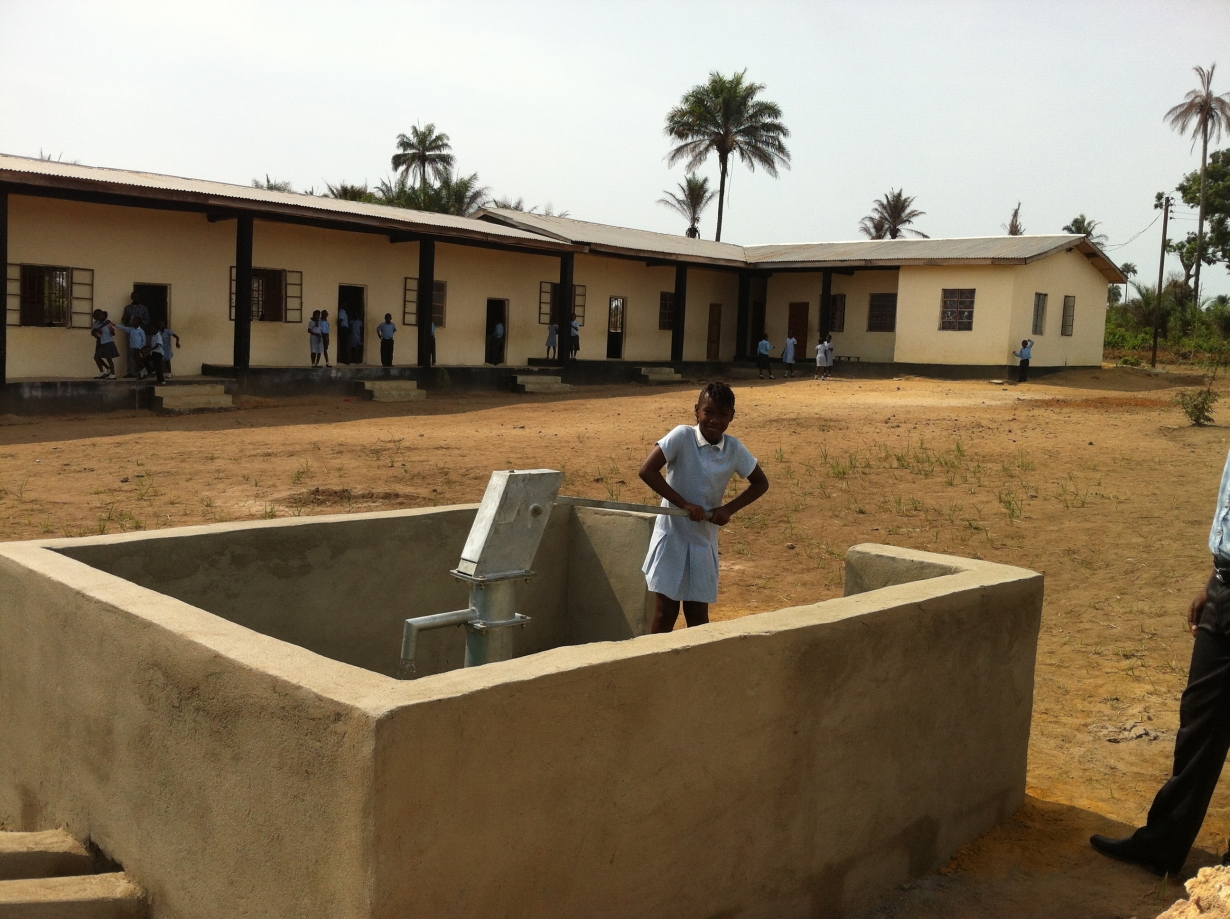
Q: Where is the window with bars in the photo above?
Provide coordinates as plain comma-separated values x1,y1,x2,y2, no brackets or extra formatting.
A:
1061,295,1075,336
940,288,976,331
829,293,846,333
537,281,587,325
1032,292,1047,335
659,291,674,330
5,264,94,328
867,293,897,332
229,267,302,322
401,278,447,327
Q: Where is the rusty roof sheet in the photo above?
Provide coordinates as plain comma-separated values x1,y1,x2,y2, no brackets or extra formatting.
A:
0,154,572,250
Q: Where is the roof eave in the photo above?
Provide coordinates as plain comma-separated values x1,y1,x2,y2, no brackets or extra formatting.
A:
3,170,580,254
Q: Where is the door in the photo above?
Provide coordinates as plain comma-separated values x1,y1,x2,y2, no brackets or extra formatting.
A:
788,302,809,354
485,298,508,365
337,285,365,363
706,303,722,360
132,283,169,328
606,296,625,359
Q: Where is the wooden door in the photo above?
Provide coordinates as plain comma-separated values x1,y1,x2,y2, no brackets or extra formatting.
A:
788,302,809,352
706,303,722,360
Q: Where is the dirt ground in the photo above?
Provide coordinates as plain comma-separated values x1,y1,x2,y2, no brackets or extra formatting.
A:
2,366,1228,918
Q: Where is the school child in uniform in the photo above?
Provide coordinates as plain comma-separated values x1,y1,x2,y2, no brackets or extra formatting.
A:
148,322,170,385
782,335,797,377
756,333,775,379
377,313,397,367
308,311,323,367
1013,339,1034,383
91,310,118,379
160,325,181,377
320,310,332,367
545,323,558,360
114,320,149,379
639,381,770,633
815,334,834,380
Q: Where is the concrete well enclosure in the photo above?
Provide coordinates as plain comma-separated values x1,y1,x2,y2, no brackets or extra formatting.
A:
0,505,1043,919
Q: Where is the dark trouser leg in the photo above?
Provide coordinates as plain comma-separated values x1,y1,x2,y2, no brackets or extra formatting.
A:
1134,576,1230,871
381,339,393,367
151,353,164,384
1020,359,1029,382
430,337,436,365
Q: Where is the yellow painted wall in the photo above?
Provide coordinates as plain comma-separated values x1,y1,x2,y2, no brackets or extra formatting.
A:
1004,248,1108,367
893,266,1016,365
830,270,900,363
573,253,676,361
893,252,1108,367
763,273,822,360
8,196,234,379
682,268,740,361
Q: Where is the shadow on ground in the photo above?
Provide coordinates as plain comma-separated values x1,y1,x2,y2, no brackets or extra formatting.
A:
855,796,1217,919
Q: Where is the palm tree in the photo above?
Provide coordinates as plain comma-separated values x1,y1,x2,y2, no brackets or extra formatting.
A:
858,189,928,239
252,175,294,192
1003,202,1025,235
391,124,455,193
325,181,374,202
658,174,717,238
1120,261,1137,308
1062,214,1108,245
491,197,571,217
664,70,790,241
1165,64,1230,310
436,170,491,217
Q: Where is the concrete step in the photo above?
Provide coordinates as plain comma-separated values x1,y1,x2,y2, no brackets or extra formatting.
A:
513,374,572,394
361,380,425,403
0,831,95,881
636,367,683,384
155,392,236,412
0,872,145,918
152,384,226,398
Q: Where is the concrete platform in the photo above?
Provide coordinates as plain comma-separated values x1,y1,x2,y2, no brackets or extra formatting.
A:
359,380,425,402
153,384,234,413
514,375,572,394
0,873,145,919
0,831,94,881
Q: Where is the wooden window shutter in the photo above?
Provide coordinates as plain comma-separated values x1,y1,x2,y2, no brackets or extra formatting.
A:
70,268,94,328
403,277,418,326
284,271,303,322
4,264,19,327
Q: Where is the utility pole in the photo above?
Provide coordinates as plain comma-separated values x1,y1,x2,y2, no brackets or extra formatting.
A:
1152,195,1173,369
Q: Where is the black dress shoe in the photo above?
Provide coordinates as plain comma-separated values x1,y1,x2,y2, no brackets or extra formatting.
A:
1090,834,1177,877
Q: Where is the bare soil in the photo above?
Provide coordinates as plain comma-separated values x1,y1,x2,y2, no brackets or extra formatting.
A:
1,366,1226,918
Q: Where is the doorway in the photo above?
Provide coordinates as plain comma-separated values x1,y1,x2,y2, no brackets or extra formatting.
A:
607,296,626,359
485,298,508,365
706,303,722,360
337,285,366,364
788,302,809,352
132,283,169,328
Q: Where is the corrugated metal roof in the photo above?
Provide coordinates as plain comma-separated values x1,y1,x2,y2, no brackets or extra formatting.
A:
479,208,1125,282
478,208,749,266
0,154,572,250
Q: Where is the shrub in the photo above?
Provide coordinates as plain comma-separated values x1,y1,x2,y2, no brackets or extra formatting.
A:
1177,388,1219,426
1119,355,1142,367
433,368,452,390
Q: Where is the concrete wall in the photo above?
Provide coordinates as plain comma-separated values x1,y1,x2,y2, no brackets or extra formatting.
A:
0,515,1043,919
573,253,676,361
682,267,741,361
764,272,823,360
56,504,651,679
894,265,1017,366
1005,248,1108,367
830,270,900,363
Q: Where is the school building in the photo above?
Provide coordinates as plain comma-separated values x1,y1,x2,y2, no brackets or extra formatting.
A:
0,153,1124,397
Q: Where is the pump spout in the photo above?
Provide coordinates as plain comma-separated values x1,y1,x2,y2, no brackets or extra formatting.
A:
400,607,476,672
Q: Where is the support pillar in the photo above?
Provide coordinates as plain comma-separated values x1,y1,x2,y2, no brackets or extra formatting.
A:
670,264,688,363
232,215,253,372
417,239,436,369
554,252,574,366
0,189,8,387
819,270,833,339
735,271,750,361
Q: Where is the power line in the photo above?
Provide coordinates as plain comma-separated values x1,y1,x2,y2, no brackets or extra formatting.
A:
1103,212,1161,250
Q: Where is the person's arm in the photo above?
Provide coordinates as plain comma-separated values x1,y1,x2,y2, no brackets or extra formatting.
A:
1190,573,1214,635
709,465,769,526
638,445,707,522
172,334,181,348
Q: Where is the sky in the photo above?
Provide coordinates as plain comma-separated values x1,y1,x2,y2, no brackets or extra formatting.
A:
2,0,1229,296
